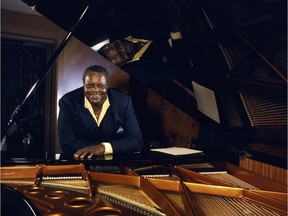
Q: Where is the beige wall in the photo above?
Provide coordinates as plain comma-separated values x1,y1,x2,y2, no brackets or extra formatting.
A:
1,9,129,153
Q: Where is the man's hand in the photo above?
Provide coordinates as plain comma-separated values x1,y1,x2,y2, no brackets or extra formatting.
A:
74,144,105,159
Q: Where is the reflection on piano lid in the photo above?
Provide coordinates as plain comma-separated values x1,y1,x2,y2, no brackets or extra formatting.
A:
22,0,171,46
1,184,41,216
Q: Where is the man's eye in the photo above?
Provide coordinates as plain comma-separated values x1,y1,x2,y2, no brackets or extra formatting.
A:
98,84,106,89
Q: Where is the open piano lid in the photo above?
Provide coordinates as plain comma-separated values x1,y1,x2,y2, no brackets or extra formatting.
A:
21,0,171,46
19,0,287,167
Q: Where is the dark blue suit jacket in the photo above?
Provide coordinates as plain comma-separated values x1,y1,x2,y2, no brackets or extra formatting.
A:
58,87,143,154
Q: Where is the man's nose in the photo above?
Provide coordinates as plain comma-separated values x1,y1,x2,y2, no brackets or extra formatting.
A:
91,85,101,91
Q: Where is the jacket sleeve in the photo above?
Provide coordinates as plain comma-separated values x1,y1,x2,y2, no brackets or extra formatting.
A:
109,96,144,154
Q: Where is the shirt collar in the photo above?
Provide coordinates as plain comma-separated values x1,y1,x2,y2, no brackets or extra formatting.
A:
84,94,110,126
125,36,152,63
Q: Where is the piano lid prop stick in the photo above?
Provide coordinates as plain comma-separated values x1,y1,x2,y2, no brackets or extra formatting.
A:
1,1,92,150
7,1,91,128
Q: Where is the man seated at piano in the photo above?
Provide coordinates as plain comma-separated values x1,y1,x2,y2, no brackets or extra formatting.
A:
97,0,192,84
58,65,143,159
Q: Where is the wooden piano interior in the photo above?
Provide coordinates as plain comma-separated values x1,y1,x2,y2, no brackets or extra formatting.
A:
1,162,287,215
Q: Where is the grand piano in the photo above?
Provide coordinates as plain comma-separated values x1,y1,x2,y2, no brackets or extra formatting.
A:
1,0,287,215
